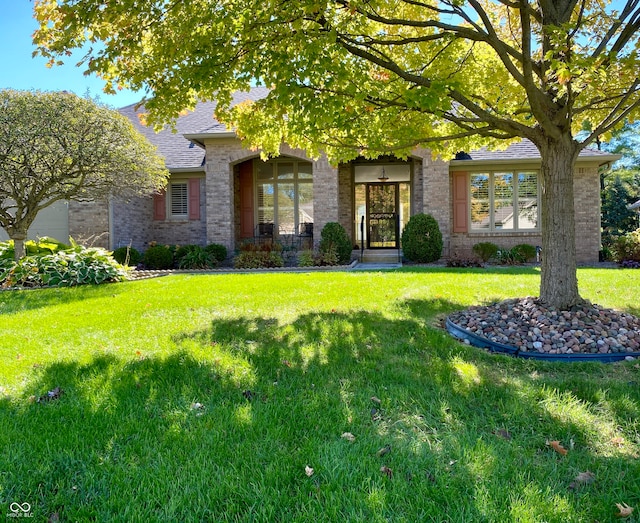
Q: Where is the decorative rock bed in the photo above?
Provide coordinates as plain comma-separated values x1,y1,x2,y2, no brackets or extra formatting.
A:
447,297,640,362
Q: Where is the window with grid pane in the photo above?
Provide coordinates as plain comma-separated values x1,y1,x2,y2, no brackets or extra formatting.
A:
470,171,538,232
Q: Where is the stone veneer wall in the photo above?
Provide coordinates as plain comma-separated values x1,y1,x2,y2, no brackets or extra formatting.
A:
448,161,602,264
68,200,110,249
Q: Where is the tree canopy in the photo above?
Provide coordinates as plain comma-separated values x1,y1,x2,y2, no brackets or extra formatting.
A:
33,0,640,308
0,89,169,260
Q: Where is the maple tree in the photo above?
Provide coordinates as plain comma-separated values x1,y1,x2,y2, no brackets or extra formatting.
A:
0,90,168,260
33,0,640,308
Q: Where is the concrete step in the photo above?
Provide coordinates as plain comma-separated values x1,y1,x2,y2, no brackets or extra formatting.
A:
359,249,402,264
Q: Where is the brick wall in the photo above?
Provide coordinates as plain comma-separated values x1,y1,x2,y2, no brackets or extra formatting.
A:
574,164,601,263
448,162,602,263
338,163,353,240
415,149,451,258
110,175,206,252
312,155,340,247
68,200,110,248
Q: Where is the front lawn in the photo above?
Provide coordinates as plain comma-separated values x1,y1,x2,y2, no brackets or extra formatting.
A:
1,267,639,522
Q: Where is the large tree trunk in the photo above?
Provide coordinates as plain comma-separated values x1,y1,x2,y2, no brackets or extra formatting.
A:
538,135,582,310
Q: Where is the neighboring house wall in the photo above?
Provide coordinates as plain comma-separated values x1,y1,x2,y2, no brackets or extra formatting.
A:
0,200,70,243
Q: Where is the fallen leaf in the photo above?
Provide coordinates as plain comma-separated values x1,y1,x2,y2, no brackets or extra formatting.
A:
610,436,625,447
615,502,634,518
37,386,63,403
380,466,393,479
493,428,512,440
569,471,595,489
305,465,314,477
242,390,255,401
370,396,381,405
341,432,356,442
547,440,568,456
376,445,391,457
282,359,291,367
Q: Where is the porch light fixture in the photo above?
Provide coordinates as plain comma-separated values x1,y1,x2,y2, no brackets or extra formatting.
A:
378,167,389,181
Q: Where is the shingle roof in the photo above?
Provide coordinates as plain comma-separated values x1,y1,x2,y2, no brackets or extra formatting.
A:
121,91,618,169
119,87,269,170
466,139,616,161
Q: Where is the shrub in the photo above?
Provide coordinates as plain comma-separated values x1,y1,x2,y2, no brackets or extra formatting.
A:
512,243,537,262
178,246,217,269
472,242,499,262
143,245,174,269
174,244,201,263
400,213,443,263
447,257,483,268
319,222,352,264
297,250,316,267
0,241,14,260
612,228,640,263
496,247,527,265
1,245,129,288
112,246,142,266
233,251,284,269
205,243,228,263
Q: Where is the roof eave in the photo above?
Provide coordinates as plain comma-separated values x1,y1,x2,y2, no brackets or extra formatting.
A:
449,153,621,169
183,132,238,146
169,166,206,174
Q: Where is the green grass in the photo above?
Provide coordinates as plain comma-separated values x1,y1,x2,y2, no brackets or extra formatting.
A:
0,267,639,522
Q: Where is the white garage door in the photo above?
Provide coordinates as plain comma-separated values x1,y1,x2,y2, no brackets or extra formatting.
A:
0,201,70,243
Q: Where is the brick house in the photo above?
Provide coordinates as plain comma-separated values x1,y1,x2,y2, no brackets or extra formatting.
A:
47,88,619,263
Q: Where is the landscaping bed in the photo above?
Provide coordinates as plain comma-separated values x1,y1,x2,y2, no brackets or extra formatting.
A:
448,296,640,359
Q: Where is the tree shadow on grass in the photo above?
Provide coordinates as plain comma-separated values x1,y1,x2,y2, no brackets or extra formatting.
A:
1,300,639,522
0,281,131,315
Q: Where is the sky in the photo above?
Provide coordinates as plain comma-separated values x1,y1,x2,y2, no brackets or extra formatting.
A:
0,0,141,109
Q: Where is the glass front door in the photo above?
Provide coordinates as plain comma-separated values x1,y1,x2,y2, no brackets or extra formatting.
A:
367,183,399,248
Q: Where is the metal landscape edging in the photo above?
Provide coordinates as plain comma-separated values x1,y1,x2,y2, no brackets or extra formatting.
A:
445,317,640,363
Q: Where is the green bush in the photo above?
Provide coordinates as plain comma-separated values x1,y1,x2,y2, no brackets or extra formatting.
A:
205,243,228,263
0,237,69,260
178,246,217,269
143,245,174,269
174,244,201,263
497,247,527,265
513,244,537,262
319,222,352,264
112,246,142,266
612,228,640,263
297,250,316,267
472,242,499,262
1,245,129,288
233,251,284,269
400,213,443,263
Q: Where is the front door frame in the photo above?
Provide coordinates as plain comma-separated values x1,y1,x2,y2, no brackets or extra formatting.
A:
366,182,399,249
